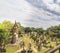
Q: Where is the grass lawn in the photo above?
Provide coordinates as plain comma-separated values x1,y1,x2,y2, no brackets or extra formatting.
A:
6,46,19,53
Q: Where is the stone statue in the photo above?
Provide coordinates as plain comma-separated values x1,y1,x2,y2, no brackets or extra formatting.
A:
0,39,6,53
11,21,19,44
21,46,26,53
27,43,33,53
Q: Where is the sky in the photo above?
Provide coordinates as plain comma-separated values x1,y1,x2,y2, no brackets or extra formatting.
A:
0,0,60,29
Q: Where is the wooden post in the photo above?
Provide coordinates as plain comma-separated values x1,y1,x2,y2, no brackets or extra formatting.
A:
45,45,60,53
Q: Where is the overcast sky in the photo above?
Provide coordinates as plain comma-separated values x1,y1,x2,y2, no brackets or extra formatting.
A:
0,0,60,29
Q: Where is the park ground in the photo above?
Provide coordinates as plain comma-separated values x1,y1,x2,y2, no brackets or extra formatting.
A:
6,34,60,53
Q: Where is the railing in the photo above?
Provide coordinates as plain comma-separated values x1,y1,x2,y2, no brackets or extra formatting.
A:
45,45,60,53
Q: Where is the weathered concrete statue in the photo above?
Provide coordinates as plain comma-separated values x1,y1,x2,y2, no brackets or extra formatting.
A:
11,21,19,44
21,46,26,53
27,43,33,53
0,39,6,53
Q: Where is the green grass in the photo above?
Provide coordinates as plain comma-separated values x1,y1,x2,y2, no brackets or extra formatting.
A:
6,46,19,53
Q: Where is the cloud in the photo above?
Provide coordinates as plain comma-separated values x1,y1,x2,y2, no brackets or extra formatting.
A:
53,0,60,5
27,0,60,16
0,0,60,29
52,18,60,21
25,0,60,28
0,0,32,23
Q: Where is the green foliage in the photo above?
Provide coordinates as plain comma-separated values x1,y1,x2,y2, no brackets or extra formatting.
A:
24,27,32,33
0,21,13,44
35,28,44,35
47,25,60,38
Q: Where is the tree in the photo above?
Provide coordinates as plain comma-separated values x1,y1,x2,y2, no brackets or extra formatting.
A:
0,21,14,44
24,27,32,33
47,25,60,38
35,28,44,36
